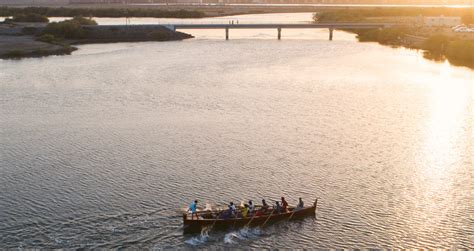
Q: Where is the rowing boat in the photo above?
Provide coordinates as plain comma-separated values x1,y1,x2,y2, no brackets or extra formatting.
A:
183,199,318,232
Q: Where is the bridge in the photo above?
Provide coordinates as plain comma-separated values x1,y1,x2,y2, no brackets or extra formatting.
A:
167,23,394,40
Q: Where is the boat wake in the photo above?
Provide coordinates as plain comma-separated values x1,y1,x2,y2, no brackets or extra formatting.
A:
184,227,263,246
184,228,211,246
224,227,263,245
184,234,209,246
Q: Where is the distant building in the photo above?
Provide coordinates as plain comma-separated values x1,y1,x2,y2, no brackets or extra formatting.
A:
423,16,462,27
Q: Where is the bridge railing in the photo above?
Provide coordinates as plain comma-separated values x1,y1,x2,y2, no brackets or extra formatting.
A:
153,20,312,25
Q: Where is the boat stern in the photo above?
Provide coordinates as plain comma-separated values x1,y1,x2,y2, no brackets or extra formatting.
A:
183,213,188,224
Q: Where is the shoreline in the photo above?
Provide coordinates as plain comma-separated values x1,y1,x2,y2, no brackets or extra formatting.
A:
314,9,474,69
1,7,473,67
2,23,472,69
336,29,474,69
0,22,193,59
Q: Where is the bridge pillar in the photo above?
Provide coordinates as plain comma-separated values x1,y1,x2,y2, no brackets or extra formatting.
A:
225,27,229,40
277,27,281,40
329,28,333,41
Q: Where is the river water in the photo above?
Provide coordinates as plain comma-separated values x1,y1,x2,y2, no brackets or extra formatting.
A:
1,13,473,249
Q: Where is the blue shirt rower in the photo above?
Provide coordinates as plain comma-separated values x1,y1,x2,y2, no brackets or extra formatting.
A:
188,200,198,220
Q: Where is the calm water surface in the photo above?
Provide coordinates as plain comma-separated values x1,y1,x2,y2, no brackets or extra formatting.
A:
1,13,473,249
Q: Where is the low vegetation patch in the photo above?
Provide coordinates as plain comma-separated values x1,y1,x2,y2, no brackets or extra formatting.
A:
41,17,97,40
1,46,77,59
422,35,451,53
356,27,410,45
446,39,474,62
3,49,26,58
422,35,474,65
9,13,49,23
43,20,86,39
36,33,59,43
70,16,98,26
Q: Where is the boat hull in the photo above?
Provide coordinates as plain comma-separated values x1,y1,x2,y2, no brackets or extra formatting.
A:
183,199,318,233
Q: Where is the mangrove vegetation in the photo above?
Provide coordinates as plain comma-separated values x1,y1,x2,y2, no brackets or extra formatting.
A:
8,13,49,23
41,16,97,39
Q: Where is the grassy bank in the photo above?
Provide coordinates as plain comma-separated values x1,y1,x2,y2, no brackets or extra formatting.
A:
0,6,205,18
314,8,474,68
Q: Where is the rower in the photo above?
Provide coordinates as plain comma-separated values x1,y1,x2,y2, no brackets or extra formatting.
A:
297,198,304,208
241,204,249,217
248,200,255,215
228,202,236,217
187,200,198,220
261,199,269,213
255,199,268,216
281,197,289,212
275,201,282,213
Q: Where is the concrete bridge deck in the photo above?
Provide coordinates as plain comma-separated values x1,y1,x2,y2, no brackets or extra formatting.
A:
171,23,393,29
171,22,394,40
94,23,394,40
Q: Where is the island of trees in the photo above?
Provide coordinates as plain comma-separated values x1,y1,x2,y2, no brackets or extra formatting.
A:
0,15,193,59
0,6,205,58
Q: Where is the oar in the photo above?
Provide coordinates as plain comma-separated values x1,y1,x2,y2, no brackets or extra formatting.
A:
206,204,231,231
232,208,240,229
244,210,259,228
209,209,224,230
313,198,319,220
231,206,246,229
287,206,298,221
261,209,275,227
